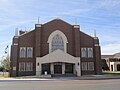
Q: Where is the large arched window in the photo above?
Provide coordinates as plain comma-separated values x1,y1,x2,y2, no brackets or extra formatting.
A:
51,34,64,52
48,30,68,53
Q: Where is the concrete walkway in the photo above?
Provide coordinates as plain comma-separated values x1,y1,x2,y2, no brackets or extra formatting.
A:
0,75,120,81
78,75,120,80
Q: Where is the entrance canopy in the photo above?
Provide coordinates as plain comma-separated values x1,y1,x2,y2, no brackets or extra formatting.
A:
36,49,79,64
36,49,81,76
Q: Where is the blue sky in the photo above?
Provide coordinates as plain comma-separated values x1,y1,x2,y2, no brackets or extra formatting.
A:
0,0,120,59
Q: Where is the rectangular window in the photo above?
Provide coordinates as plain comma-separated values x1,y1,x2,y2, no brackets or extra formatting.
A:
82,62,94,71
88,62,94,71
19,62,25,71
20,47,26,58
19,62,33,72
26,62,33,71
88,48,93,58
27,47,33,58
81,48,87,58
81,62,87,71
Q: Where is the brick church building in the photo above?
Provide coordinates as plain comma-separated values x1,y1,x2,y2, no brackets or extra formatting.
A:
10,18,101,77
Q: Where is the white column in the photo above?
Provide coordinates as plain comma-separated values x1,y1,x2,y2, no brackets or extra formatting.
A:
75,58,81,76
110,65,111,71
36,62,41,76
50,63,54,74
73,64,76,74
114,63,117,71
62,63,65,74
113,63,116,72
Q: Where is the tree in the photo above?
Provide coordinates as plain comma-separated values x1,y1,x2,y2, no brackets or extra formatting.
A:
1,55,10,71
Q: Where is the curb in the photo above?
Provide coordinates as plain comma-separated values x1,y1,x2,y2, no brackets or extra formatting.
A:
0,75,120,81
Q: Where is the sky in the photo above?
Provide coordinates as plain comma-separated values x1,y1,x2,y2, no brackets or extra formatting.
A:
0,0,120,59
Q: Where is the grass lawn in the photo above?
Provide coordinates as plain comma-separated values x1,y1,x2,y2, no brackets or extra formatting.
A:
0,72,9,78
103,71,120,75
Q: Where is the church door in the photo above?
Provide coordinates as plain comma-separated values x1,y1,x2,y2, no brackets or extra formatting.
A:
54,63,62,74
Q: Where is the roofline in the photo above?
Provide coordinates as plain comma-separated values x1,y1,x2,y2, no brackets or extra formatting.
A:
80,30,95,39
18,29,35,37
43,18,73,26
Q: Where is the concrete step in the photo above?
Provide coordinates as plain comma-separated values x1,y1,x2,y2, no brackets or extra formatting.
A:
52,74,76,77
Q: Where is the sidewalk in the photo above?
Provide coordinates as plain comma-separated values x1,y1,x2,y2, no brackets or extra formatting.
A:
78,75,120,80
0,75,120,81
0,78,54,82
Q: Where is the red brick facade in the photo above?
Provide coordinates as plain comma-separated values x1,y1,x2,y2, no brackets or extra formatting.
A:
10,19,102,77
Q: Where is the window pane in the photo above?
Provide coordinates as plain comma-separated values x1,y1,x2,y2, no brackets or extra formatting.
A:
88,48,93,58
19,62,33,72
88,62,94,71
51,34,64,52
81,48,86,57
20,47,26,58
26,62,33,71
82,62,87,70
27,48,33,58
19,62,25,71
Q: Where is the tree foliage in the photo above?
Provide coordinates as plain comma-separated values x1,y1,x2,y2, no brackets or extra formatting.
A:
1,55,10,71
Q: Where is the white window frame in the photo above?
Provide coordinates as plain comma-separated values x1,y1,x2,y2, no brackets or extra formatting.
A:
19,62,26,71
88,62,94,71
51,34,64,52
19,62,33,72
88,48,93,58
47,30,68,53
81,48,87,58
81,62,87,71
27,47,33,58
20,47,26,58
26,62,33,71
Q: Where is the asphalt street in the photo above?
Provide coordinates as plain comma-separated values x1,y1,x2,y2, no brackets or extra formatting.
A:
0,79,120,90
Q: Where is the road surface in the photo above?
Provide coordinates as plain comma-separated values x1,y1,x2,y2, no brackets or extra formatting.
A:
0,79,120,90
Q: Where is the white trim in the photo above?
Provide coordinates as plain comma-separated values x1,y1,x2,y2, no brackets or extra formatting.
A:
81,48,87,58
94,37,98,39
47,30,68,53
19,62,26,71
36,50,81,76
14,36,19,38
35,24,41,27
13,67,16,70
13,43,18,45
20,47,26,58
27,47,33,58
94,44,99,46
88,48,93,58
73,25,80,28
88,62,94,71
110,62,120,71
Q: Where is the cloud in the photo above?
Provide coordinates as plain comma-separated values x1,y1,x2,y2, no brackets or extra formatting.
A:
98,0,120,9
100,33,120,43
0,19,36,32
101,43,120,55
0,40,11,46
0,0,120,57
